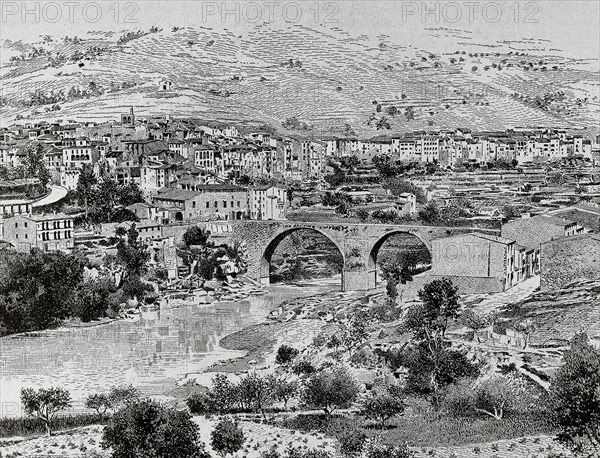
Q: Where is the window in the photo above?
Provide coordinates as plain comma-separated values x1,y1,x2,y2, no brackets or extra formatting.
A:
214,201,218,208
223,201,227,208
15,223,18,228
24,222,28,228
206,202,209,209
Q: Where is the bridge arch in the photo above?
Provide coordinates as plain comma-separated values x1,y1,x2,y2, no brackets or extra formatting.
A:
368,231,432,286
260,227,345,290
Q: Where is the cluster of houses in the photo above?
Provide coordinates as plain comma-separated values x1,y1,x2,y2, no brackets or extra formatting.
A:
327,127,599,166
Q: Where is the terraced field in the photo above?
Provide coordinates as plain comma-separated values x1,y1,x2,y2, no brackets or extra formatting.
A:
1,24,598,136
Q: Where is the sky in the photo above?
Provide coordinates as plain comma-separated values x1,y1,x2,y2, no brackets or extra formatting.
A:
1,1,599,59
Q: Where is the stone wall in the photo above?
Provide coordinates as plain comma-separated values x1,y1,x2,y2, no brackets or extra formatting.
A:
540,235,600,290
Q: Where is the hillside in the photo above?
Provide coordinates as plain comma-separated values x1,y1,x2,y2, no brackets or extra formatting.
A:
1,23,599,136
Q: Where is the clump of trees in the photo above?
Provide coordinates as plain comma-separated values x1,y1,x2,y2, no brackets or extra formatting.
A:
186,373,300,417
85,384,141,420
76,171,144,223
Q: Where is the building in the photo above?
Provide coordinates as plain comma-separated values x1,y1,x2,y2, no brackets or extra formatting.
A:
547,204,600,232
541,234,600,290
101,219,163,242
152,185,248,221
246,185,287,220
2,213,74,252
501,214,585,252
429,233,520,293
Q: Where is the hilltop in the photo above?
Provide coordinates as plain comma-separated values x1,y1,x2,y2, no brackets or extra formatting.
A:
1,23,599,137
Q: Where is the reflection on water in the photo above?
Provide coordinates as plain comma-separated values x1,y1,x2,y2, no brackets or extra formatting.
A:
0,277,339,418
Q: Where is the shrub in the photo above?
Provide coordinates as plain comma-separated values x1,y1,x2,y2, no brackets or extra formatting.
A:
210,417,245,457
362,436,414,458
442,378,476,417
186,392,212,415
338,428,368,456
101,399,209,458
292,360,317,375
276,345,300,365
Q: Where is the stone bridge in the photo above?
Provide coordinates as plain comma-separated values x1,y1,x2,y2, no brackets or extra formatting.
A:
202,221,499,291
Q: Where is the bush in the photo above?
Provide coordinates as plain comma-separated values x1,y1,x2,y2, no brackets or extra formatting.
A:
362,436,414,458
186,392,212,415
101,399,209,458
210,417,245,457
292,360,317,375
338,428,368,456
442,378,477,417
276,345,300,365
350,348,378,368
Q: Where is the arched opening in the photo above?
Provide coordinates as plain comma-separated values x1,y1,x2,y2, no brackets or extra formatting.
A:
175,212,184,222
369,232,432,287
261,228,345,291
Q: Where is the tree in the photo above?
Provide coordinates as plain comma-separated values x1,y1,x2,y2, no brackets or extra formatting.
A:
24,143,51,187
76,165,97,220
474,374,531,420
551,333,600,455
375,117,390,130
272,377,299,409
116,224,150,276
514,319,536,348
406,279,461,351
102,399,209,458
0,250,86,334
275,345,300,365
211,417,245,457
418,201,440,225
404,279,476,407
20,387,71,436
302,366,359,416
341,317,369,351
237,373,275,419
461,310,494,343
360,385,406,427
119,182,144,207
183,226,212,248
85,393,111,420
404,106,415,121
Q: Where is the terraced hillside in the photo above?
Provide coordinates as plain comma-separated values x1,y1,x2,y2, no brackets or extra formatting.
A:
1,23,599,136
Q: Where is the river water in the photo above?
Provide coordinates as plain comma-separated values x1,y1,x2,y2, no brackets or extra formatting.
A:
0,277,340,418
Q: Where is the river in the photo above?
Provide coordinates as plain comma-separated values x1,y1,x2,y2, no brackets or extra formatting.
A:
0,277,340,418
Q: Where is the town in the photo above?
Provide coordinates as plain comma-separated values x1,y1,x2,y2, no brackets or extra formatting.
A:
1,105,600,458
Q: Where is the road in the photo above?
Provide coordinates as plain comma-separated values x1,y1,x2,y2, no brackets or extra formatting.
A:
32,185,69,208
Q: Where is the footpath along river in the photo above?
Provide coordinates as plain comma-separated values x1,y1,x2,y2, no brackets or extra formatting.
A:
0,277,340,418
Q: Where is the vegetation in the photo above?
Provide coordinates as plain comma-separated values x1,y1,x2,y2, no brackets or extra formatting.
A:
211,417,245,457
102,398,209,458
360,384,406,428
20,387,71,436
404,279,478,407
551,333,600,455
302,366,360,417
75,175,144,223
276,345,300,365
